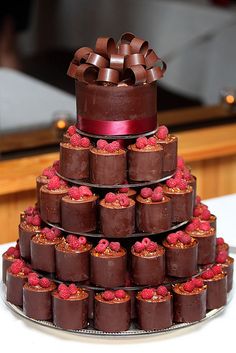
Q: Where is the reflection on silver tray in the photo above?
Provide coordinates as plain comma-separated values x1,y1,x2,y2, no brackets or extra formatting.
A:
76,127,158,140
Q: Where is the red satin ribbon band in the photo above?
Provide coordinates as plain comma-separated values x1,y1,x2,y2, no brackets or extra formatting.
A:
77,115,157,135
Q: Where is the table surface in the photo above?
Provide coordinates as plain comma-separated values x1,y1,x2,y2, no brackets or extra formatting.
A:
0,193,235,353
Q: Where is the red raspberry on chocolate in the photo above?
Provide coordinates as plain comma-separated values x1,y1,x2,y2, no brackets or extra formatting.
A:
148,136,157,146
95,243,107,253
70,133,81,147
178,233,192,245
13,249,20,258
193,207,202,217
68,186,81,200
59,288,71,300
140,187,153,199
67,125,77,136
201,209,211,220
119,186,129,193
115,289,126,299
141,288,154,300
28,274,39,286
78,186,92,197
192,278,204,288
156,285,168,296
47,176,61,190
99,239,109,247
26,215,33,225
156,125,168,140
185,222,196,232
110,141,120,151
133,241,145,253
39,277,51,288
24,206,36,216
66,234,77,244
22,266,31,275
41,227,50,236
146,241,157,252
78,236,87,245
105,192,117,203
183,281,195,292
166,233,178,245
80,137,90,148
212,265,223,275
31,214,41,226
195,195,201,205
102,290,115,301
154,186,163,194
182,169,191,181
6,247,16,256
68,283,77,295
10,259,24,274
151,192,163,202
53,160,60,172
174,169,183,180
58,283,68,292
109,242,121,252
201,269,214,279
166,178,177,188
142,237,151,247
70,238,81,250
97,139,108,150
216,251,228,264
199,221,211,232
216,237,225,245
177,179,188,190
177,156,185,169
135,137,148,149
42,167,56,179
45,230,56,241
117,194,130,207
52,227,61,237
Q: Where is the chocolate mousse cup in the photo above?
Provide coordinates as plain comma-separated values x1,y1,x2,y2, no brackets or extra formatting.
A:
136,194,172,233
23,281,56,320
136,291,173,330
89,147,127,185
6,269,28,306
18,222,40,261
61,194,98,233
202,273,227,309
186,227,216,265
59,142,90,180
173,283,207,323
163,185,194,223
94,292,131,332
2,253,17,284
52,289,89,330
40,185,68,224
163,239,198,277
55,241,92,282
155,135,178,177
188,175,197,203
128,144,163,181
99,198,135,237
222,256,234,292
90,247,127,288
36,175,48,209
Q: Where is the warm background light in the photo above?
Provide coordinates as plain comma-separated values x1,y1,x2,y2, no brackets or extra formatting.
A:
225,94,235,104
56,119,67,129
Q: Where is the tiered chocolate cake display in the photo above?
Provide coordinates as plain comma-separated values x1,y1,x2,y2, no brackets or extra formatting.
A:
2,33,234,334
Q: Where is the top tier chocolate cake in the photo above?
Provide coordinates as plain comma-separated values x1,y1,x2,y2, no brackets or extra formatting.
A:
67,32,166,136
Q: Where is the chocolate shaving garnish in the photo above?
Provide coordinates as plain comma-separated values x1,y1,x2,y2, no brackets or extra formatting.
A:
147,61,167,83
97,68,119,85
145,49,159,69
67,62,79,79
74,47,93,65
124,53,146,69
120,32,135,44
76,64,98,83
124,65,147,85
95,37,116,58
118,43,132,56
86,52,109,68
110,54,124,72
130,37,148,55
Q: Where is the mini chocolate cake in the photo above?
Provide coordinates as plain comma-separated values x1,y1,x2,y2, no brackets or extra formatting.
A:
6,260,31,306
40,176,68,224
116,186,137,200
61,186,98,233
215,251,234,292
63,125,77,142
99,192,135,237
174,159,197,201
163,178,194,223
173,278,207,323
136,286,173,330
52,283,89,330
55,235,92,282
131,237,165,286
59,134,91,180
193,203,217,229
201,265,227,309
216,237,229,255
128,136,163,181
185,219,216,265
23,273,56,320
163,231,198,278
31,227,63,273
89,140,127,185
18,212,42,261
36,165,57,208
2,244,21,284
90,240,127,288
155,125,178,176
20,205,38,222
136,186,172,233
94,289,131,332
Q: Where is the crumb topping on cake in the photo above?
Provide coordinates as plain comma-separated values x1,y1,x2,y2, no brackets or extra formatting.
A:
91,239,125,257
137,286,171,302
129,136,163,152
96,290,130,303
32,227,63,244
164,178,192,193
185,219,215,237
163,231,197,249
46,176,68,191
56,235,92,252
101,192,134,208
137,186,168,203
173,278,206,295
8,259,31,277
132,237,164,257
4,244,20,259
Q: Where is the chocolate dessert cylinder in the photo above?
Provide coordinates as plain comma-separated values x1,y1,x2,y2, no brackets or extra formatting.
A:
61,195,98,233
203,274,227,309
90,250,127,288
94,295,131,332
155,136,178,176
136,195,172,233
189,175,197,202
40,186,68,224
18,224,37,261
128,146,163,182
55,243,92,282
99,201,135,237
136,295,173,330
89,149,127,185
23,282,56,320
2,255,15,284
163,187,194,223
222,256,234,292
36,175,48,209
59,142,90,180
188,230,216,265
6,270,27,306
52,291,89,330
31,237,61,273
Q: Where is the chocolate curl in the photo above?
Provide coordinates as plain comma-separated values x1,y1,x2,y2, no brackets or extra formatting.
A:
145,49,159,69
97,68,119,85
118,43,132,56
86,52,109,68
124,53,146,69
110,54,124,72
74,47,93,64
124,65,147,85
95,37,116,58
67,61,79,79
147,60,167,83
130,37,149,55
120,32,135,44
76,63,98,83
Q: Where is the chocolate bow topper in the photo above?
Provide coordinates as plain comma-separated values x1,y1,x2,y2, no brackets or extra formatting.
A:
67,32,167,86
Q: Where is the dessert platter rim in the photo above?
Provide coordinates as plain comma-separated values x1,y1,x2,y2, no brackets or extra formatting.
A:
75,127,158,140
56,171,174,189
1,283,229,338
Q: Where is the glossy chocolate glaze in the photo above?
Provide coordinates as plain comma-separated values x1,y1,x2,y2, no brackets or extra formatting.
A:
188,230,216,265
203,274,227,309
23,282,56,320
222,257,234,292
128,147,163,182
40,186,68,224
89,149,127,185
31,236,62,273
61,195,98,233
156,136,178,176
136,195,172,233
18,224,38,261
2,255,15,284
6,270,27,306
136,295,173,330
163,187,194,223
59,143,90,180
52,292,89,330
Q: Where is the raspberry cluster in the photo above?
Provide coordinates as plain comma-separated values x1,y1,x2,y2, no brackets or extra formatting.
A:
182,277,204,292
193,204,211,221
95,239,121,254
58,283,78,299
68,185,93,200
135,136,158,149
104,192,130,207
25,213,41,227
96,139,121,152
9,259,31,275
28,273,51,288
140,186,163,202
166,231,192,245
47,176,67,191
133,237,158,253
185,219,211,233
70,133,91,148
140,285,168,300
66,234,87,250
102,289,127,301
201,265,223,280
41,227,62,241
215,250,228,264
42,166,57,179
6,244,20,259
66,125,77,136
166,177,188,190
155,125,169,140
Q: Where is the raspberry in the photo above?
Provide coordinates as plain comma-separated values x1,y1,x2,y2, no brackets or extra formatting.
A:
10,259,24,274
70,238,81,250
117,194,130,207
193,207,202,217
78,186,92,197
80,137,90,148
201,269,214,279
140,187,153,199
68,283,77,295
41,227,51,236
178,233,192,245
66,234,77,244
177,156,185,169
6,247,16,256
58,283,68,292
109,242,121,252
42,167,56,179
156,125,168,140
26,215,33,225
67,125,77,136
31,214,41,226
78,236,87,245
99,239,109,247
201,209,211,220
28,274,39,286
22,266,31,275
174,169,183,180
183,281,195,292
216,237,225,245
105,192,117,203
212,265,222,276
182,168,191,181
153,186,163,194
39,277,51,288
115,289,126,299
102,290,115,301
146,241,157,252
192,278,204,288
13,249,20,258
166,178,177,188
60,179,67,188
195,195,201,205
59,288,71,299
151,192,163,202
135,137,148,149
133,241,145,253
177,179,188,190
95,243,107,253
68,186,80,200
97,139,108,150
45,230,56,241
24,206,36,216
185,222,196,232
47,176,61,190
105,143,115,153
216,251,227,264
147,136,157,146
142,237,151,247
141,288,154,300
119,187,129,193
166,233,178,245
53,160,60,172
110,141,120,151
70,133,81,147
156,286,168,296
199,221,211,232
52,227,61,237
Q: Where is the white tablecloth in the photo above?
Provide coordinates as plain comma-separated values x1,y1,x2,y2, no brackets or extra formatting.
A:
0,193,235,353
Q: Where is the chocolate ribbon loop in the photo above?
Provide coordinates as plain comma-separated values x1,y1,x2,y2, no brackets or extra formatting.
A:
97,68,119,85
86,52,109,68
74,47,93,65
120,32,135,44
118,43,132,56
145,49,159,69
67,62,79,79
147,60,167,83
76,64,98,83
124,54,146,69
130,37,149,55
124,65,147,85
110,54,124,72
95,37,116,58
